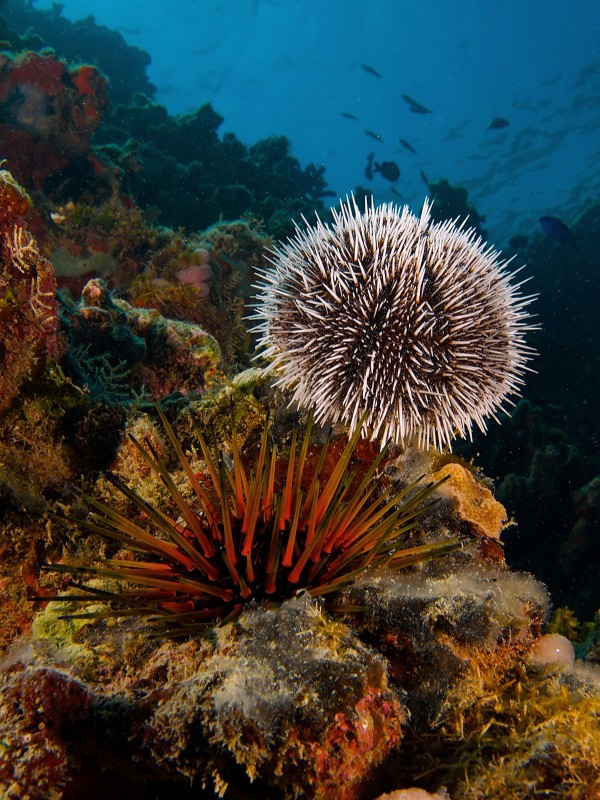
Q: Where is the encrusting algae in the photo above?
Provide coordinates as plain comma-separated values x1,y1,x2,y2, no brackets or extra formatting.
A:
430,462,508,539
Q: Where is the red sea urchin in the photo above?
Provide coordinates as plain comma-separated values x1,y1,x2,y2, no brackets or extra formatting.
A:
40,408,456,636
253,197,536,450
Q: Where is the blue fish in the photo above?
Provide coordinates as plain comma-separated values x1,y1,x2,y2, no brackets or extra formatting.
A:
539,216,575,245
486,117,510,131
401,94,432,114
361,63,382,79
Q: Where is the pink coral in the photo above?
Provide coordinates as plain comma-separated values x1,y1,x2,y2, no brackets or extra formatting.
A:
175,247,213,297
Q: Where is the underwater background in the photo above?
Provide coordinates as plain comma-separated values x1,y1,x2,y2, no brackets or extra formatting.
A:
26,0,600,244
3,0,596,611
1,1,600,798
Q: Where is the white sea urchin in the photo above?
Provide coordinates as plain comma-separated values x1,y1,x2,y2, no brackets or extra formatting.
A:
253,197,535,450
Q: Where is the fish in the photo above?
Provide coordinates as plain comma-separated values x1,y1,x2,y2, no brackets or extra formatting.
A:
402,94,432,114
419,170,430,187
508,235,528,249
539,216,576,245
399,138,416,153
390,186,402,198
361,63,382,79
487,117,510,131
374,160,400,182
341,112,358,120
365,152,374,181
364,129,384,142
443,120,470,141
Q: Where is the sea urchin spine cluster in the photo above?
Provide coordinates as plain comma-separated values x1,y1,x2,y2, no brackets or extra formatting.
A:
41,407,456,635
253,196,536,450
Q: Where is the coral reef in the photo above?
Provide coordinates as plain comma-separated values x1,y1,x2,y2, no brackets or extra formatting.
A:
1,0,154,105
97,101,332,234
5,514,599,800
0,51,108,195
340,563,600,799
0,597,405,800
420,177,487,239
0,664,98,800
0,4,330,238
2,379,600,798
143,597,405,799
45,196,166,298
445,661,600,799
342,559,549,727
0,169,58,413
127,219,266,366
33,199,262,368
60,277,225,402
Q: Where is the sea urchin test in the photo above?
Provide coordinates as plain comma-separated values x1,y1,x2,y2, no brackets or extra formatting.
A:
253,197,535,450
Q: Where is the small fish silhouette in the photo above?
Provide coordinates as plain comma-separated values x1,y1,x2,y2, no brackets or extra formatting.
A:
419,170,430,187
402,94,432,114
361,63,382,79
539,216,575,245
374,160,400,182
399,138,417,153
364,129,384,143
390,186,402,198
365,152,374,181
341,112,358,120
487,117,510,131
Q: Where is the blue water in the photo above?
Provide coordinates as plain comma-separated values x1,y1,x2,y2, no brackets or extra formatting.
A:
31,0,600,245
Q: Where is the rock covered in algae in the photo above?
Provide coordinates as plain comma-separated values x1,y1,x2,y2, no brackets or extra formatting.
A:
340,557,600,799
447,659,600,799
0,596,405,800
342,561,549,732
144,596,406,799
3,527,600,799
374,790,449,800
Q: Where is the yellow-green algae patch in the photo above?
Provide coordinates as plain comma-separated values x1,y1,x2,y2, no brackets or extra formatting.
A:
448,659,600,799
30,597,106,676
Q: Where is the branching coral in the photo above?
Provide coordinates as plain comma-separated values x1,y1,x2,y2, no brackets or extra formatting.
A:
0,169,58,413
